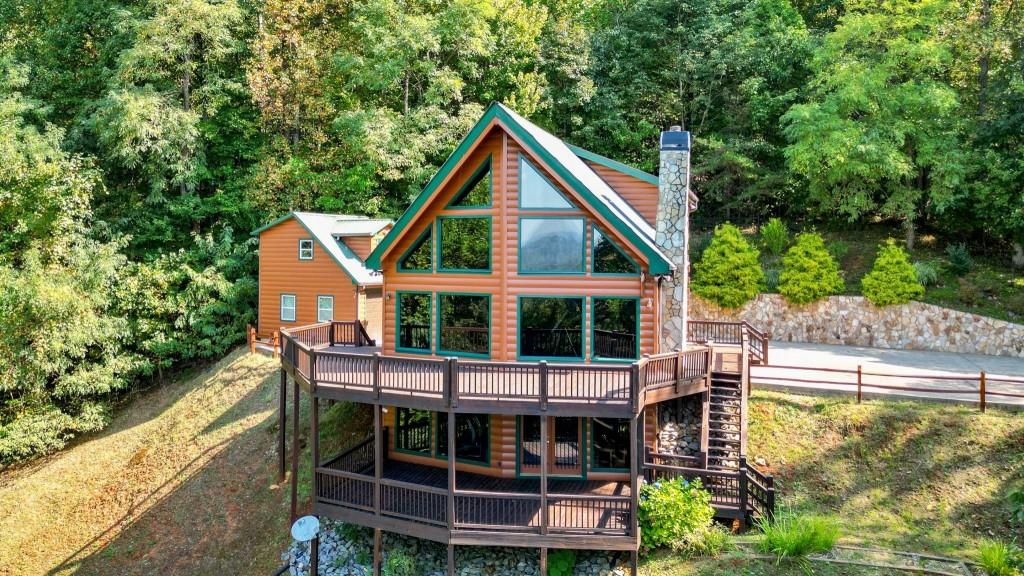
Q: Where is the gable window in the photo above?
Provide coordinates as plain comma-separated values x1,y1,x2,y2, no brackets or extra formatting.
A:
438,216,490,272
437,413,489,464
591,417,630,470
519,156,573,209
395,408,432,455
280,294,296,322
317,296,334,323
298,239,314,260
448,158,491,208
438,293,490,357
397,292,431,353
398,226,432,272
592,227,639,275
519,296,584,360
519,217,585,274
592,297,639,360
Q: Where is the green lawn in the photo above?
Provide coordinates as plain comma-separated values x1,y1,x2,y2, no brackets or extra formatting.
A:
746,390,1024,557
643,550,913,575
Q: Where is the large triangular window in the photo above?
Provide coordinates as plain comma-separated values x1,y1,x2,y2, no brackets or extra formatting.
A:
448,158,492,208
519,156,573,209
398,226,432,272
592,227,639,275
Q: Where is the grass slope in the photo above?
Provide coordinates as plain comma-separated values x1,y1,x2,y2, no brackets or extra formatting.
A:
0,349,291,576
747,390,1024,556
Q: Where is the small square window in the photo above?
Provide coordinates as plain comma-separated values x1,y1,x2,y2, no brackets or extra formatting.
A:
280,294,296,322
299,239,314,260
317,296,334,323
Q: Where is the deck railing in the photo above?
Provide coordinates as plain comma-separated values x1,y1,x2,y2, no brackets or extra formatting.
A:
687,320,769,364
644,449,775,522
281,321,713,414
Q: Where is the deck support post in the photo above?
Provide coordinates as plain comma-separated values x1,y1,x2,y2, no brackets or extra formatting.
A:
290,375,300,524
447,543,455,576
447,409,456,527
374,404,383,518
311,393,319,509
630,550,638,575
540,548,547,575
373,528,382,576
630,412,640,546
540,415,549,535
278,369,287,481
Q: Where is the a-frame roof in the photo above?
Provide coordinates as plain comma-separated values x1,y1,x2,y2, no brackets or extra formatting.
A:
366,102,675,274
253,211,392,285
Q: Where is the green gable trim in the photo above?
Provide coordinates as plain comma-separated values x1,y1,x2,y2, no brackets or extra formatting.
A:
567,144,659,187
367,102,673,274
251,211,297,236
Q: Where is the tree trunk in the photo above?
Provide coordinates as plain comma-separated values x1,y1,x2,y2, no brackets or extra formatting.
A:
978,0,992,115
904,219,915,251
1012,242,1024,268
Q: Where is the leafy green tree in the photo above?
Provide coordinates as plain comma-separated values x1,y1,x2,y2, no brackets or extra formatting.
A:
778,232,844,304
692,223,764,308
782,0,966,248
861,239,925,306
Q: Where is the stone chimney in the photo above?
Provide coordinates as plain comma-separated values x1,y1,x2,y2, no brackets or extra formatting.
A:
656,126,691,351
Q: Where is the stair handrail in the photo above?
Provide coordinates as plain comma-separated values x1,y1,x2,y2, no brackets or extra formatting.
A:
700,341,712,466
739,331,750,458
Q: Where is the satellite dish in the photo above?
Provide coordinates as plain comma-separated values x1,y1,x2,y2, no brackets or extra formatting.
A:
291,515,320,543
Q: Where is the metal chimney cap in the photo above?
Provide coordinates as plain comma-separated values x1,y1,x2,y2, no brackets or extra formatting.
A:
660,128,690,151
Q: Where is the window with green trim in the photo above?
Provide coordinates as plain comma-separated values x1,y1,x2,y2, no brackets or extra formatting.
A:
591,417,630,470
519,297,584,359
592,227,639,275
280,294,296,322
519,156,573,209
436,414,489,464
438,293,489,356
397,292,431,352
317,296,334,323
448,159,491,207
438,217,490,271
395,408,432,455
519,218,584,273
399,227,432,271
592,297,638,360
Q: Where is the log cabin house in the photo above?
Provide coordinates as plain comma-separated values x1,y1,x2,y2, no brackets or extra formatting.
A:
253,213,392,343
273,102,774,575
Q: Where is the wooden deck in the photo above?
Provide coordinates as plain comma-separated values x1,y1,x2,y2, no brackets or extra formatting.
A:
280,322,713,417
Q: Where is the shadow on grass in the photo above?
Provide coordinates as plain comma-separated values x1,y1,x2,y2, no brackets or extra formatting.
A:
750,392,1024,556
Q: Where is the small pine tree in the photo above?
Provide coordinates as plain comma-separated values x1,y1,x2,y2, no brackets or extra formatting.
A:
691,223,764,308
861,240,925,306
778,233,844,304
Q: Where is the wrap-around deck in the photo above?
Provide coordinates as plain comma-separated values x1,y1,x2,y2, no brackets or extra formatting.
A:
280,321,714,417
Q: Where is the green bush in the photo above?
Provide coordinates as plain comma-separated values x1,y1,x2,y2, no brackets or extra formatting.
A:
827,240,850,263
778,233,844,305
757,513,839,561
638,476,715,552
946,243,975,276
546,549,576,576
978,540,1023,576
861,240,925,306
763,268,781,292
913,260,940,286
692,223,764,309
382,549,417,576
759,218,790,257
1009,488,1024,525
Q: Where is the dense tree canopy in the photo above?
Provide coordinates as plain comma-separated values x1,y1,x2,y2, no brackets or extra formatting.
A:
1,0,1021,462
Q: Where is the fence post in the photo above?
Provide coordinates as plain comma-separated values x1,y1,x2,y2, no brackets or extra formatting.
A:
247,324,255,354
539,360,548,412
856,365,863,404
980,370,986,413
273,331,280,358
766,476,776,521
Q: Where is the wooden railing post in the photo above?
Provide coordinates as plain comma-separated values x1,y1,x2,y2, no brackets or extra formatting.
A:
765,475,776,521
738,456,749,527
980,370,986,413
311,392,319,508
856,365,863,404
328,321,336,347
540,414,549,535
674,349,683,393
630,362,641,414
762,331,770,365
539,360,548,412
450,357,459,409
630,412,641,538
372,352,381,400
447,408,456,534
272,331,280,358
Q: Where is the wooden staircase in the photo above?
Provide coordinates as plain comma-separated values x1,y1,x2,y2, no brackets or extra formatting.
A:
706,370,743,470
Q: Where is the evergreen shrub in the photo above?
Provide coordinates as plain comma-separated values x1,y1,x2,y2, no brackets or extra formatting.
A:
778,233,844,304
692,223,764,309
861,240,924,306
